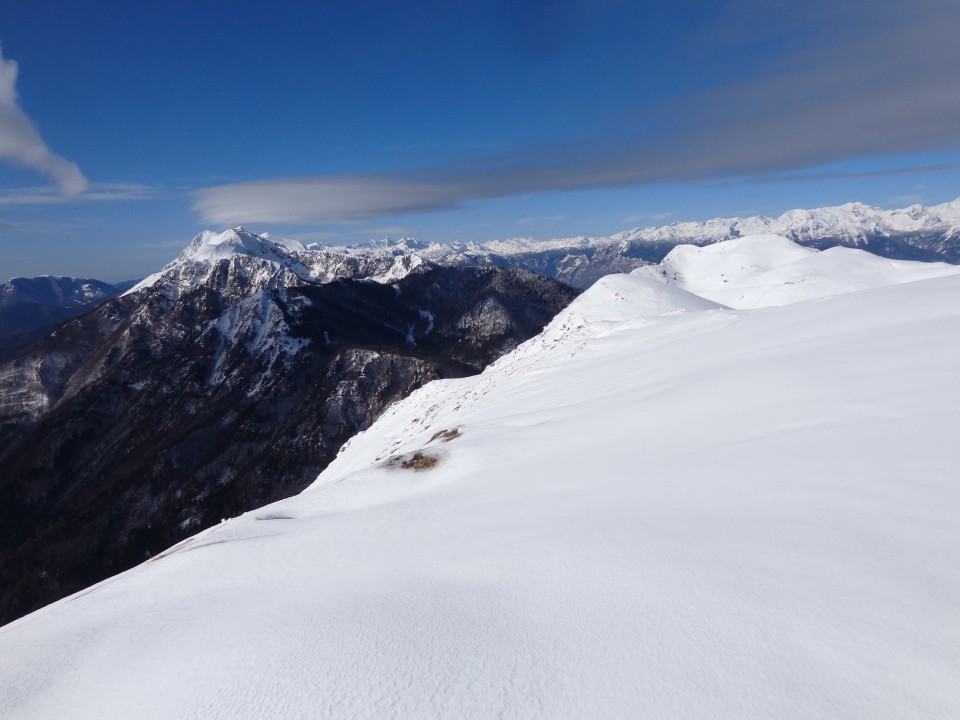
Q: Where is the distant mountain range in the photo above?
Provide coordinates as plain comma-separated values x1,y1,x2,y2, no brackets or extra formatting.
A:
292,197,960,287
4,198,959,313
0,276,123,350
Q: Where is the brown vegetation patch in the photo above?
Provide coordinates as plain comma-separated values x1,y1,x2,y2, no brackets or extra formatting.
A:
401,452,439,470
429,427,461,443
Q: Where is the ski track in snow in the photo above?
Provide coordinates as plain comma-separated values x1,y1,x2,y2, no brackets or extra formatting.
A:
3,236,960,719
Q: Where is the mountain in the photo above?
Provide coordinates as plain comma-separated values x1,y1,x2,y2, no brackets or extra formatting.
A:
0,228,579,625
299,197,960,288
2,235,957,718
614,197,960,254
0,275,121,351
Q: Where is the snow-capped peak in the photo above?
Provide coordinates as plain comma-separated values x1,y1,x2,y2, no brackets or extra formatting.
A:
181,227,307,263
613,197,960,247
126,228,314,297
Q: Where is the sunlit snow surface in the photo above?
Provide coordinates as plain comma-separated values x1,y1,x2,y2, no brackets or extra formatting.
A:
3,236,960,719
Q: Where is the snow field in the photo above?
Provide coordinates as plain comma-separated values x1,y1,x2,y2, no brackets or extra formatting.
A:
2,236,959,719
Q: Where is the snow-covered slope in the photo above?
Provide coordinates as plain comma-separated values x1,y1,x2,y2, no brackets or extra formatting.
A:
3,239,960,719
640,233,960,308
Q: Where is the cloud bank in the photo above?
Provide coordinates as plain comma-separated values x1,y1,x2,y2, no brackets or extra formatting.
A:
195,0,960,226
0,183,156,206
0,47,88,197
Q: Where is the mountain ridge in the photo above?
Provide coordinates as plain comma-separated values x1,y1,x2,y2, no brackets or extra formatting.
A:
0,237,579,625
198,197,960,288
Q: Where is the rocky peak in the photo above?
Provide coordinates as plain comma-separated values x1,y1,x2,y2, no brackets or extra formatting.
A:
181,227,307,264
128,228,316,300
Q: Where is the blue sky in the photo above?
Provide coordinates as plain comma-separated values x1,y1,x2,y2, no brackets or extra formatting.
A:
1,0,958,281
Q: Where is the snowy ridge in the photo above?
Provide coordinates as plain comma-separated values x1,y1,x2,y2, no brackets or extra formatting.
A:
613,197,960,246
312,197,960,288
640,233,960,308
125,227,316,298
3,235,959,718
121,197,960,298
182,227,307,263
313,197,960,261
0,276,118,306
0,275,122,344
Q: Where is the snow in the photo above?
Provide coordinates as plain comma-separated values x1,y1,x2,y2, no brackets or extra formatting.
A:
296,195,960,278
3,235,960,718
184,227,308,263
121,196,960,300
418,309,434,335
613,196,960,246
123,228,315,296
640,233,960,308
201,289,310,392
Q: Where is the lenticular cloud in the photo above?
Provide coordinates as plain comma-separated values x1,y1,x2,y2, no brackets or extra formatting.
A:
0,47,87,197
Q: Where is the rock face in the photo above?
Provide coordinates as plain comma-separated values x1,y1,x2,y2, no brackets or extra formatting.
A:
0,230,579,625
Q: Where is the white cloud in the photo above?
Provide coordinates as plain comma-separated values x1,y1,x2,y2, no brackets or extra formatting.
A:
194,0,960,227
0,46,88,197
621,212,673,225
0,183,155,206
516,215,566,226
193,175,474,225
354,225,413,236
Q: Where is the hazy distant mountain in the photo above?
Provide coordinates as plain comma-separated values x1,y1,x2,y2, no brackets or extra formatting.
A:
0,228,578,625
301,197,960,287
612,197,960,260
3,235,958,718
0,276,121,351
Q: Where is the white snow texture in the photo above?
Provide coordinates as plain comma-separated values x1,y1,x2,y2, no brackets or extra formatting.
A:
2,235,959,719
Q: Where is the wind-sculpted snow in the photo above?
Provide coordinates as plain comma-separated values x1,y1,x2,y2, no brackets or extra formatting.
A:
641,233,960,308
3,240,959,719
